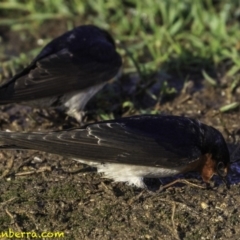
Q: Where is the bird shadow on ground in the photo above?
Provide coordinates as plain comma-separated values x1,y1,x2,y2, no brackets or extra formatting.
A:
86,52,222,119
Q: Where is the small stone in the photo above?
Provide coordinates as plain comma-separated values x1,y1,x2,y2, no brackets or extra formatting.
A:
201,202,209,209
32,156,43,163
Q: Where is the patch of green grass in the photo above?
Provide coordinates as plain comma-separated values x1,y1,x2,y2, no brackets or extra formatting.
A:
1,1,240,69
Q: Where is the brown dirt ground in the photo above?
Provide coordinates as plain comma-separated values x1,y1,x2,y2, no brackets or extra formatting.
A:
0,83,240,240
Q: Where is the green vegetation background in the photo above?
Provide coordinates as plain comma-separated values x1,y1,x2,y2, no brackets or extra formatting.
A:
0,0,240,113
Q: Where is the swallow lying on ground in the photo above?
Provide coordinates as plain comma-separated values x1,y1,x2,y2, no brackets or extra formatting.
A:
0,25,122,122
0,115,230,188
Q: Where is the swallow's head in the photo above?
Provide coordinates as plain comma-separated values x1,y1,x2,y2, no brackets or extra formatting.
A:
70,25,116,48
69,25,121,64
201,124,230,187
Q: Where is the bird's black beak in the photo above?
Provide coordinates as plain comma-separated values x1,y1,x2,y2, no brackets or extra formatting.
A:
221,176,230,190
216,162,230,189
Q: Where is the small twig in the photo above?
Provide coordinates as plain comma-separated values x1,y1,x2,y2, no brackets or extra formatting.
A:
5,208,22,232
178,95,191,105
4,155,35,178
0,197,17,206
41,171,49,181
5,208,14,221
0,156,14,179
15,166,52,176
128,190,145,205
157,198,200,217
14,157,34,172
24,212,39,230
100,181,116,198
159,179,205,192
171,203,180,240
100,181,110,191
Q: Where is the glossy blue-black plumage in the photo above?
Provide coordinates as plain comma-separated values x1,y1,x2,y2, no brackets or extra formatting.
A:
0,25,122,103
0,115,230,170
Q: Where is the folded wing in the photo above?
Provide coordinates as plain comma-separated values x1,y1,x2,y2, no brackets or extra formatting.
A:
0,119,203,168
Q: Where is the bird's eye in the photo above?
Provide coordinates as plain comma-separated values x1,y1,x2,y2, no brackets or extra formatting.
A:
217,161,227,177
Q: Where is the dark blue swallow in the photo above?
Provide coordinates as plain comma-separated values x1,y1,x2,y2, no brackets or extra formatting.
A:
0,25,122,122
0,115,230,188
